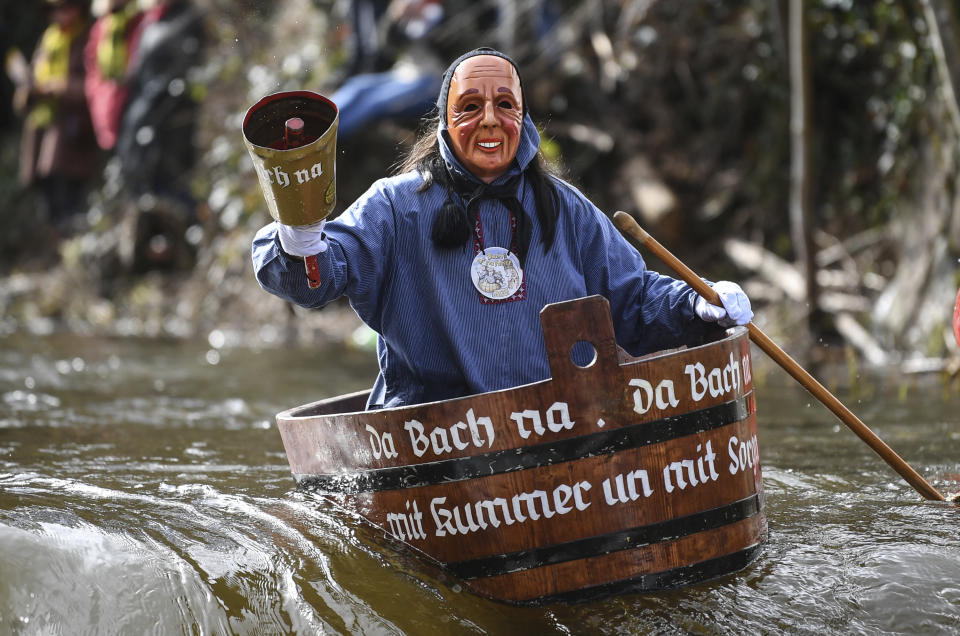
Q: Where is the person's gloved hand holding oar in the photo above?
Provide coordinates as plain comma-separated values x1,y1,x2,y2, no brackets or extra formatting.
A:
613,211,948,503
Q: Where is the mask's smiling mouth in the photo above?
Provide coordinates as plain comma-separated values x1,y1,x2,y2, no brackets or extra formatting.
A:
477,139,502,151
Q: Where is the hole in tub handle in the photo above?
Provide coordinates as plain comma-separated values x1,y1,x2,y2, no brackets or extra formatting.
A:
540,295,619,377
570,340,598,368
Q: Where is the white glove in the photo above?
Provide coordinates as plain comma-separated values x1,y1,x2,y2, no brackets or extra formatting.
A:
695,280,753,327
277,220,327,257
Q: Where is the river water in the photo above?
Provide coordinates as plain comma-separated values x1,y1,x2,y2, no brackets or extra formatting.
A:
1,330,959,635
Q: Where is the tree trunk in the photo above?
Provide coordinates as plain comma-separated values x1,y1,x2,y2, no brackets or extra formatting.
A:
788,0,820,346
922,0,960,137
870,0,960,357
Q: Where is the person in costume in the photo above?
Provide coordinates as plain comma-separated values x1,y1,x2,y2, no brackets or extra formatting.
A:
252,47,753,409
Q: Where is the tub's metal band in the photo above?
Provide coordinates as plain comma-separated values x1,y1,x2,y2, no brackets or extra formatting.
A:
446,493,763,580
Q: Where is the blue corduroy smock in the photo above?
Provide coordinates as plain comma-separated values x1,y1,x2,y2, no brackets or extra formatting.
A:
252,114,714,408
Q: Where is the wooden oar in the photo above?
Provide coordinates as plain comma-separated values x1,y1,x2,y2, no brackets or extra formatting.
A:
612,211,946,502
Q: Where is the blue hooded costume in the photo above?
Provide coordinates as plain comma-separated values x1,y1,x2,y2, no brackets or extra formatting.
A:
252,52,714,409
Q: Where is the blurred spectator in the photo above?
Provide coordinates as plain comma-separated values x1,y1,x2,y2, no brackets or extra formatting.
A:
112,0,206,271
331,0,445,139
2,5,47,133
326,0,560,140
116,0,204,199
14,0,97,228
84,0,144,150
341,0,392,78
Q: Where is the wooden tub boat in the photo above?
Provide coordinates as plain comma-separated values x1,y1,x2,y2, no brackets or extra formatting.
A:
276,295,766,605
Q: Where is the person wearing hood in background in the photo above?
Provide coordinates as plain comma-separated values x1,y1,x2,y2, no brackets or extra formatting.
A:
15,0,97,230
252,47,753,409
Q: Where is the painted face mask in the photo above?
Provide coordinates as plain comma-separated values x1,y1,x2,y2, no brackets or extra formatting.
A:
444,55,524,183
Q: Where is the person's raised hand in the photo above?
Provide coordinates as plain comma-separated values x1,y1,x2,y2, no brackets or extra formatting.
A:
277,220,327,257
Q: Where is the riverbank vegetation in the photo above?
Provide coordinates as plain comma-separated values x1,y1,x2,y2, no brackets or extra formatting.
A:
2,0,959,375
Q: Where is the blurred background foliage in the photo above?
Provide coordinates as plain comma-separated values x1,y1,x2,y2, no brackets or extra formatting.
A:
1,0,959,367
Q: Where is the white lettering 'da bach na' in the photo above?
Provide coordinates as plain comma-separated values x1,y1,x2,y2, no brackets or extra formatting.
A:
404,408,494,459
365,424,398,460
629,377,679,414
511,402,575,439
684,352,742,402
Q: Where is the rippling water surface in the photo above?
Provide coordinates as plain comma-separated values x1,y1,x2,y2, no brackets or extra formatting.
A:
2,332,959,634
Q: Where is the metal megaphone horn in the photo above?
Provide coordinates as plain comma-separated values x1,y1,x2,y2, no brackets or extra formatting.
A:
242,90,338,288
